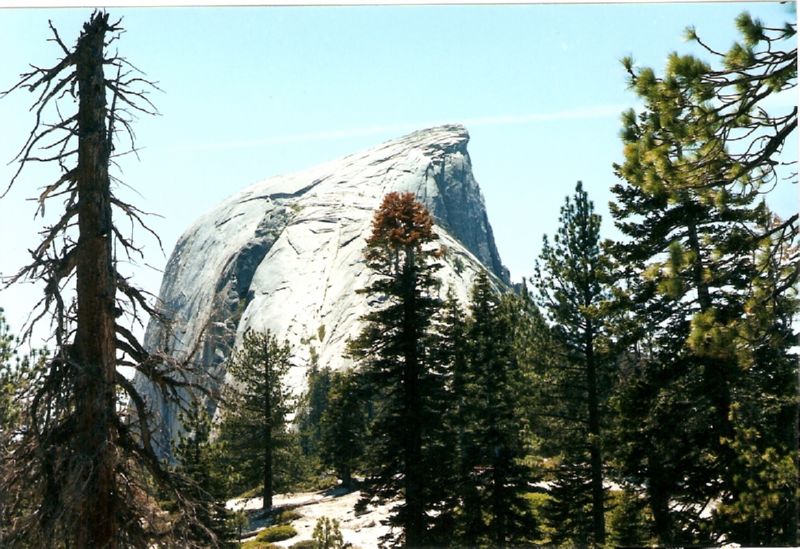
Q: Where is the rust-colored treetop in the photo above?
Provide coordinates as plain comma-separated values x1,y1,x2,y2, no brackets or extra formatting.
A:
367,192,437,250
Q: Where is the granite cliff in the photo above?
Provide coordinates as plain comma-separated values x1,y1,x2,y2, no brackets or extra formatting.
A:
135,124,509,451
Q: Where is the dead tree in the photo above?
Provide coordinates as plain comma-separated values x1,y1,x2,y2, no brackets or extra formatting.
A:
1,11,217,548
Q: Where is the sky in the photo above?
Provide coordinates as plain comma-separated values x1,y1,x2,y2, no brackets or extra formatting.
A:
0,2,796,347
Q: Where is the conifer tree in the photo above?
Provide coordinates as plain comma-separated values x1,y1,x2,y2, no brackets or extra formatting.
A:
217,329,293,510
319,369,367,491
349,192,447,547
173,405,235,547
457,272,536,547
610,16,797,542
628,14,796,218
533,181,612,546
711,216,798,543
0,311,26,454
0,313,35,542
297,363,333,462
1,12,213,547
431,290,477,543
312,516,345,549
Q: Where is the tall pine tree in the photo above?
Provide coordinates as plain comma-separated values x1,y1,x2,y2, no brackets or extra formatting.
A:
173,405,235,547
217,329,293,510
349,192,447,547
533,181,612,547
319,369,367,491
457,272,537,547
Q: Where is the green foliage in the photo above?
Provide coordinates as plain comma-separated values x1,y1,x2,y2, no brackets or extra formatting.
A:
610,11,798,545
0,310,48,546
241,539,279,549
256,524,297,542
312,517,344,549
289,540,316,549
533,181,614,546
173,404,237,547
349,192,448,547
217,329,294,509
319,369,367,491
296,364,333,461
448,273,538,546
542,453,593,546
277,509,303,524
606,489,651,547
0,312,28,447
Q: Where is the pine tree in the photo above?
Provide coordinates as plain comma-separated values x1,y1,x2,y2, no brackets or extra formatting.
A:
543,453,593,547
431,290,476,544
711,215,798,544
319,369,367,491
173,405,235,547
296,360,333,457
349,192,447,547
217,329,293,510
312,516,345,549
458,272,537,547
609,17,797,542
533,181,612,546
0,311,25,453
0,312,42,543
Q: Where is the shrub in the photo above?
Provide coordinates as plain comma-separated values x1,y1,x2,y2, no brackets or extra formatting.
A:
312,516,344,549
278,509,303,523
289,541,315,549
257,524,298,543
241,540,279,549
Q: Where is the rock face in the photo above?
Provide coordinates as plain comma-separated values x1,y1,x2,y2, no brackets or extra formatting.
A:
135,124,509,453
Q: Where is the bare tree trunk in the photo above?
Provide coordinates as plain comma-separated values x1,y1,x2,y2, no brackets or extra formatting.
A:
585,319,605,547
72,14,119,548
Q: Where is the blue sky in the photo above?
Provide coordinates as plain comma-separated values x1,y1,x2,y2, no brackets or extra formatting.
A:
0,3,796,344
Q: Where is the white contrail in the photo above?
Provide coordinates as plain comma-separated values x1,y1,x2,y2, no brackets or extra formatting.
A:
172,104,626,152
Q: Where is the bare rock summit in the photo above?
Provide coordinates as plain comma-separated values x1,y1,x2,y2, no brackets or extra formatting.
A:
136,124,509,452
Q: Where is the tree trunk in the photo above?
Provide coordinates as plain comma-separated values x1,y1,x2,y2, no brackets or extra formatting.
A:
263,343,273,510
402,266,424,548
585,320,605,547
647,460,672,545
72,13,119,549
342,464,352,492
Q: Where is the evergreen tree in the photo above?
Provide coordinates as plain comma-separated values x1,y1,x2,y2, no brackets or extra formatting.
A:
297,362,333,461
543,453,593,547
349,192,447,547
533,181,613,546
431,290,476,544
632,13,796,223
217,329,293,510
319,369,367,491
312,516,345,549
0,314,50,546
0,311,25,453
173,405,235,547
711,216,798,544
458,272,537,547
609,16,797,542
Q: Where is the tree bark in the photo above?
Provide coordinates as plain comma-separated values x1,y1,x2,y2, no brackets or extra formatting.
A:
402,263,424,548
585,319,606,547
72,13,119,549
263,340,273,510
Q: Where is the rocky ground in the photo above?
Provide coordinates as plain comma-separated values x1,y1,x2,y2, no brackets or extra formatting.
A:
228,487,395,547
